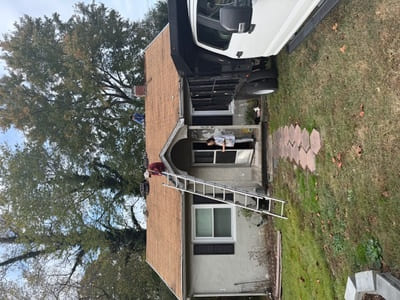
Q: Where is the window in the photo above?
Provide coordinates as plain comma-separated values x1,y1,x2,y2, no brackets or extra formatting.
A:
193,149,254,165
193,205,234,241
197,24,232,50
196,0,233,49
194,150,236,164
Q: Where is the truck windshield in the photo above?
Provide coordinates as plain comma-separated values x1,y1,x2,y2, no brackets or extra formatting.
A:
197,0,233,50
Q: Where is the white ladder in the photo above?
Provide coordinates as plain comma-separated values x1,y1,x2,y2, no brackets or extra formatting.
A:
162,172,287,219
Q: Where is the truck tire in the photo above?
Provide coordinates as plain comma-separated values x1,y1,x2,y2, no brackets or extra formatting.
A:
236,78,278,99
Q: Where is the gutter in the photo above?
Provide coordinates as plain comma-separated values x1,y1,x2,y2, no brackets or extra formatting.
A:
192,293,268,297
181,191,187,300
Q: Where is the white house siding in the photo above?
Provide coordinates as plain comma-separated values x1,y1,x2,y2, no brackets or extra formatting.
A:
191,166,260,189
188,209,270,295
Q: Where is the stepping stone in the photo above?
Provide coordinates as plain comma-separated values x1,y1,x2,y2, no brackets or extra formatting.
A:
272,141,279,160
294,125,302,147
301,128,310,151
275,128,282,143
279,141,287,158
283,126,289,145
310,129,322,154
355,270,376,292
299,147,307,170
306,149,316,172
376,273,400,300
288,124,295,145
285,143,292,160
291,144,300,164
344,276,359,300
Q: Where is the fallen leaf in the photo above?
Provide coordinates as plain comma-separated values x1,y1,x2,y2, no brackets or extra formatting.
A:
340,45,347,53
317,212,321,217
332,23,338,32
299,277,305,283
382,191,390,198
316,279,320,284
332,157,336,163
376,87,381,92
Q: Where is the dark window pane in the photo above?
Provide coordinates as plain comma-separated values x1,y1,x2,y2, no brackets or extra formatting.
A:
214,208,231,237
197,24,232,50
194,243,234,255
215,151,236,163
193,194,233,204
194,151,214,163
192,115,232,125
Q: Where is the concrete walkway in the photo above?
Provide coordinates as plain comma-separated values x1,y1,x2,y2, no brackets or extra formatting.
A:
267,125,322,179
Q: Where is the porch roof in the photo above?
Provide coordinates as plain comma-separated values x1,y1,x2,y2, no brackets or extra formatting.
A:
144,25,183,300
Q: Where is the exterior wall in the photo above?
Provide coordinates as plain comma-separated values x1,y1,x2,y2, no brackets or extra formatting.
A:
184,81,269,296
188,205,270,295
191,166,259,188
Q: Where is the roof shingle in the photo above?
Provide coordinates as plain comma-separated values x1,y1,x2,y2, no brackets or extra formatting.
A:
144,25,183,300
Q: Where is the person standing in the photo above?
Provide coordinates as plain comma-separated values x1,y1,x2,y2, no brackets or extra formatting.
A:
206,134,253,152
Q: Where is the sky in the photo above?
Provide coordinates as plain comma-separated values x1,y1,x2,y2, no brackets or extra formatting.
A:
0,0,158,147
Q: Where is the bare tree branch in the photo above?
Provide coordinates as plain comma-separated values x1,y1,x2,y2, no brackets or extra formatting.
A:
130,205,143,231
0,250,45,267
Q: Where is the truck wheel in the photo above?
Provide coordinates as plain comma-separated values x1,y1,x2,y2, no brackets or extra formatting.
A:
237,78,278,99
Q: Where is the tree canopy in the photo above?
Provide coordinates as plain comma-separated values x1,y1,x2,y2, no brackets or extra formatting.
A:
0,1,169,297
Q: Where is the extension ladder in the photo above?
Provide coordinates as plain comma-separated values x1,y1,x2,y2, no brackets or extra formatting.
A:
162,171,287,219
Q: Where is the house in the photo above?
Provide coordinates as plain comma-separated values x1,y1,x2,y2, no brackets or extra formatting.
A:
144,25,278,299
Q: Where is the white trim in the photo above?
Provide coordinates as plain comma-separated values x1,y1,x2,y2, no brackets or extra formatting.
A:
191,101,234,116
192,149,253,165
192,292,268,297
189,124,259,130
191,204,236,243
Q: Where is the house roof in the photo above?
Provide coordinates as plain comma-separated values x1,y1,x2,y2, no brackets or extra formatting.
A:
144,25,183,300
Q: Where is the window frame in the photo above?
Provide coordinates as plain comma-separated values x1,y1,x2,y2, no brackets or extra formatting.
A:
192,204,236,243
193,149,238,165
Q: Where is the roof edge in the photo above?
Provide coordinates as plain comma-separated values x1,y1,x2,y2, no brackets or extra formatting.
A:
159,118,186,173
144,23,170,53
146,244,183,300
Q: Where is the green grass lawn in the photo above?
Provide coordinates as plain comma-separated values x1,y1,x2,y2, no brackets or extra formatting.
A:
268,0,400,297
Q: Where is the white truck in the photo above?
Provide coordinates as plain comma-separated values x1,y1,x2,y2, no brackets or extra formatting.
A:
168,0,339,101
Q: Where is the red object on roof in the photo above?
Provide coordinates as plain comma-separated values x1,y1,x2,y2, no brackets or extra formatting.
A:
133,85,146,97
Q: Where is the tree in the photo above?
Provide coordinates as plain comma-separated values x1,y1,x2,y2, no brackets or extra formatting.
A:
79,249,175,300
0,1,169,297
0,4,143,157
